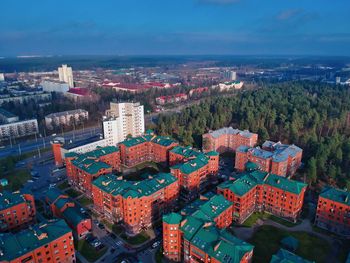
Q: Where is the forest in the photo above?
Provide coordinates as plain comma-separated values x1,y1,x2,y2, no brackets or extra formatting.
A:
155,81,350,189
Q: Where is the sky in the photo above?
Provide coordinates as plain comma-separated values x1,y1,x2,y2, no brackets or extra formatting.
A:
1,0,350,56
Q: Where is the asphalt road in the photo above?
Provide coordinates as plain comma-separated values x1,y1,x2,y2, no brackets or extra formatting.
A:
0,126,102,158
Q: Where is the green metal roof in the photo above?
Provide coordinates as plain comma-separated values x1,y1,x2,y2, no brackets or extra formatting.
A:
120,136,148,147
120,134,177,148
170,146,200,158
181,194,232,222
46,188,65,203
218,170,306,196
0,191,30,211
163,212,182,225
85,146,119,158
319,187,350,206
62,207,88,227
72,157,111,174
270,249,314,263
206,151,219,156
65,152,78,158
0,220,72,262
172,154,209,175
93,172,178,199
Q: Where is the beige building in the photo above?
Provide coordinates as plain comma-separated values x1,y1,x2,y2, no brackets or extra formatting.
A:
45,109,88,129
103,102,144,145
58,64,74,88
0,119,38,140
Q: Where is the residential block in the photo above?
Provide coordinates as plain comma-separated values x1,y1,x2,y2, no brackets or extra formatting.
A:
46,188,92,240
217,170,307,223
315,187,350,237
235,141,302,177
92,172,179,235
202,127,258,153
162,194,253,262
0,220,75,263
0,191,35,232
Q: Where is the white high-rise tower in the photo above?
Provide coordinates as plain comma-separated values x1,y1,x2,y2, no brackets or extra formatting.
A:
58,64,74,88
103,102,145,145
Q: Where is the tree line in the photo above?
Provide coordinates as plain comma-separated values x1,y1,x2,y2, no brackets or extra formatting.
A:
155,81,350,189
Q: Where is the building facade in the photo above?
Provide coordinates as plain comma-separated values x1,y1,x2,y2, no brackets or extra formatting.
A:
169,146,219,201
58,64,74,88
315,187,350,237
0,191,36,232
104,102,144,141
0,119,38,140
0,220,75,263
235,141,303,177
41,80,70,93
163,193,254,263
202,127,258,153
65,146,120,196
92,172,179,235
155,93,188,105
0,108,19,123
119,132,178,167
271,249,314,263
46,188,92,240
217,170,307,223
45,109,88,130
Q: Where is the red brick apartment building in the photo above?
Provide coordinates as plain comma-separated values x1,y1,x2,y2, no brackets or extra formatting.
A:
235,141,302,177
217,170,307,223
202,127,258,153
162,194,254,263
0,219,75,263
315,187,350,237
169,146,219,201
119,134,178,167
46,188,92,240
0,191,35,232
65,146,120,196
92,172,179,235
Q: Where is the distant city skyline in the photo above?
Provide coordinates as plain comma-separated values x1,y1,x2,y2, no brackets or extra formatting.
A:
1,0,350,56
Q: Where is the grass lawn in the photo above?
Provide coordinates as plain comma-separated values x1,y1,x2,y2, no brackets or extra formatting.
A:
78,196,93,206
101,220,124,235
249,225,331,263
120,231,150,245
65,188,82,199
57,181,70,190
74,239,107,262
240,212,301,228
0,169,31,191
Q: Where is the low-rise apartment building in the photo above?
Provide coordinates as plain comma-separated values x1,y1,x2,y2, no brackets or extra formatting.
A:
92,172,179,235
65,146,120,196
202,127,258,153
162,193,254,263
119,132,178,167
235,141,303,177
0,220,75,263
46,188,92,239
169,146,219,201
315,187,350,237
0,191,36,232
45,109,88,130
217,169,307,223
0,119,38,140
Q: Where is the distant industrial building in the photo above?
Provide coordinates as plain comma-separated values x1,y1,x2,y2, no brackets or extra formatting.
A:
103,102,145,145
0,108,19,123
0,119,38,140
155,93,188,105
0,73,4,82
58,64,74,88
45,109,88,130
41,80,69,93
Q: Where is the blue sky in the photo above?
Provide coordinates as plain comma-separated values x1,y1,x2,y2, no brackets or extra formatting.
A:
1,0,350,56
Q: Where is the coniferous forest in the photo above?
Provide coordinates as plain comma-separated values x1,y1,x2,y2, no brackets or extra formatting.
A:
156,81,350,189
